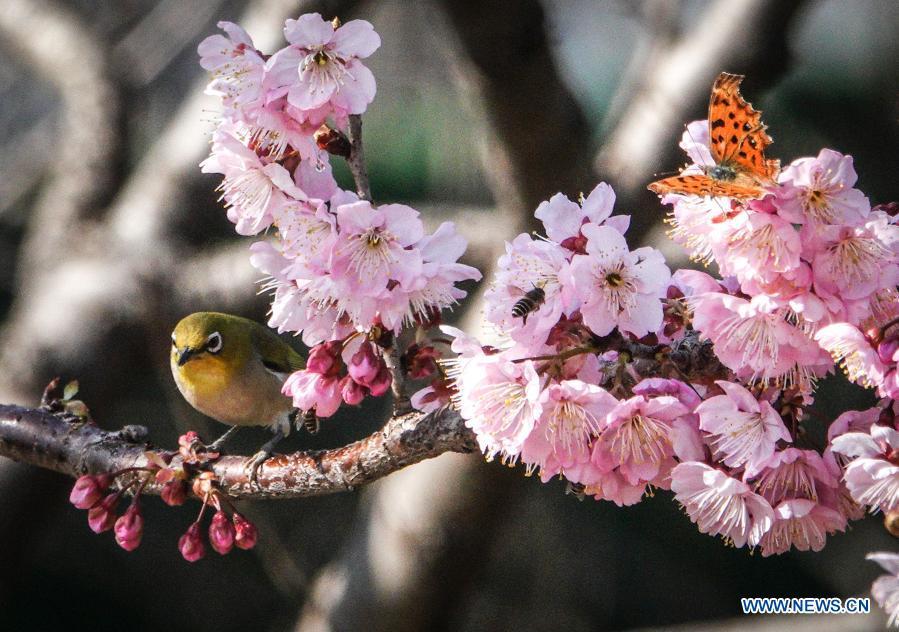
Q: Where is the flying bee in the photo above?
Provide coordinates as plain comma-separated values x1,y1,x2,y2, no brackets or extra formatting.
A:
512,284,546,325
301,408,320,434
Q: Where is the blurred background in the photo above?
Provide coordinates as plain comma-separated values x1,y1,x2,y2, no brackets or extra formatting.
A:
0,0,897,630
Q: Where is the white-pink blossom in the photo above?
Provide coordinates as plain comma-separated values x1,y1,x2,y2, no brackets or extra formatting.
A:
868,552,899,626
520,380,618,482
265,14,380,119
201,125,310,235
696,381,791,477
758,498,845,556
831,424,899,513
776,149,870,227
567,224,670,338
671,461,774,548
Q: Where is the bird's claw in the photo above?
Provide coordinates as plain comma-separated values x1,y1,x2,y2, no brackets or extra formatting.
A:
244,450,271,488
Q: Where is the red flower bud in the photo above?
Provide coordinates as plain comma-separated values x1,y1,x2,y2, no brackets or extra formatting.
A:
232,513,258,550
178,523,206,562
879,338,899,365
348,341,382,386
161,480,188,506
87,494,119,534
307,342,342,376
69,474,111,509
114,502,144,552
367,365,392,397
209,510,235,555
340,376,366,406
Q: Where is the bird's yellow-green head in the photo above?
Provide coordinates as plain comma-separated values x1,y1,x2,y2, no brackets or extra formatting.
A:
170,312,251,375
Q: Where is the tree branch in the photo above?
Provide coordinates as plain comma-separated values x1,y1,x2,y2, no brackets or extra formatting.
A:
0,404,477,499
346,114,371,201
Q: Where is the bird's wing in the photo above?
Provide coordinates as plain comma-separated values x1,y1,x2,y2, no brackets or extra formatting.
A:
252,326,305,377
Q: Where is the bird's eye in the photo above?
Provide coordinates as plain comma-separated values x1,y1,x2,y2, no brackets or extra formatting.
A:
206,331,223,354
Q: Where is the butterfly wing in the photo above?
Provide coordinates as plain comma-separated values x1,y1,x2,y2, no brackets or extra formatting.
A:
648,174,764,199
707,72,778,181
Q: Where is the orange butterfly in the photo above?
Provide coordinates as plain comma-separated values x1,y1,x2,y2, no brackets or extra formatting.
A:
648,72,780,200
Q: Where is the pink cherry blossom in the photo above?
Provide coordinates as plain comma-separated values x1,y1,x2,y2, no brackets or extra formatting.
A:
273,199,337,266
265,14,380,118
282,367,343,418
816,323,887,391
696,381,792,477
776,149,870,227
201,125,309,235
382,222,480,331
749,448,838,505
567,224,670,338
582,467,648,507
758,498,845,556
484,234,569,346
449,344,542,462
534,182,628,246
831,424,899,513
671,461,774,547
198,21,265,112
691,292,830,390
868,552,899,626
592,395,693,488
663,194,731,265
332,200,424,292
712,209,801,286
520,380,618,482
813,218,899,302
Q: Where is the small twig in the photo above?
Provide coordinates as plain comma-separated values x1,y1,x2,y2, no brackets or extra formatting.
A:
383,344,412,416
346,114,371,201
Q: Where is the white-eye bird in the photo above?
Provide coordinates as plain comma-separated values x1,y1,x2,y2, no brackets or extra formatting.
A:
170,312,306,479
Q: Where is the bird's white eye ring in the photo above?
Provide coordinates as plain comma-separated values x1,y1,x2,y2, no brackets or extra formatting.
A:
171,333,177,347
206,331,223,354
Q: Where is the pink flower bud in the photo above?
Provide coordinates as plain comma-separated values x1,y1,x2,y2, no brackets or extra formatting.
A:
69,474,111,509
232,513,258,550
178,523,206,562
348,341,381,386
307,341,343,376
878,338,899,365
367,365,392,397
114,502,144,551
209,510,235,555
87,494,119,534
161,480,188,506
340,376,366,406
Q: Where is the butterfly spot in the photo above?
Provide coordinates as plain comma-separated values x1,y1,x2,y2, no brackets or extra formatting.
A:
730,135,738,144
728,112,736,120
712,118,725,129
742,122,752,132
738,151,747,158
721,98,730,106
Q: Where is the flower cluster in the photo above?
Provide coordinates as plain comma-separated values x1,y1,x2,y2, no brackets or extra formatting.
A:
69,433,257,561
439,178,879,555
664,124,899,395
199,15,480,422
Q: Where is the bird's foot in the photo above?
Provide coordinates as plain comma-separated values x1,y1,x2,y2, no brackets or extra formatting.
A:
205,425,240,453
243,429,285,488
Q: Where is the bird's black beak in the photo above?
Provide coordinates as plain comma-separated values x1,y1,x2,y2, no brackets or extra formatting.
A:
177,347,195,366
